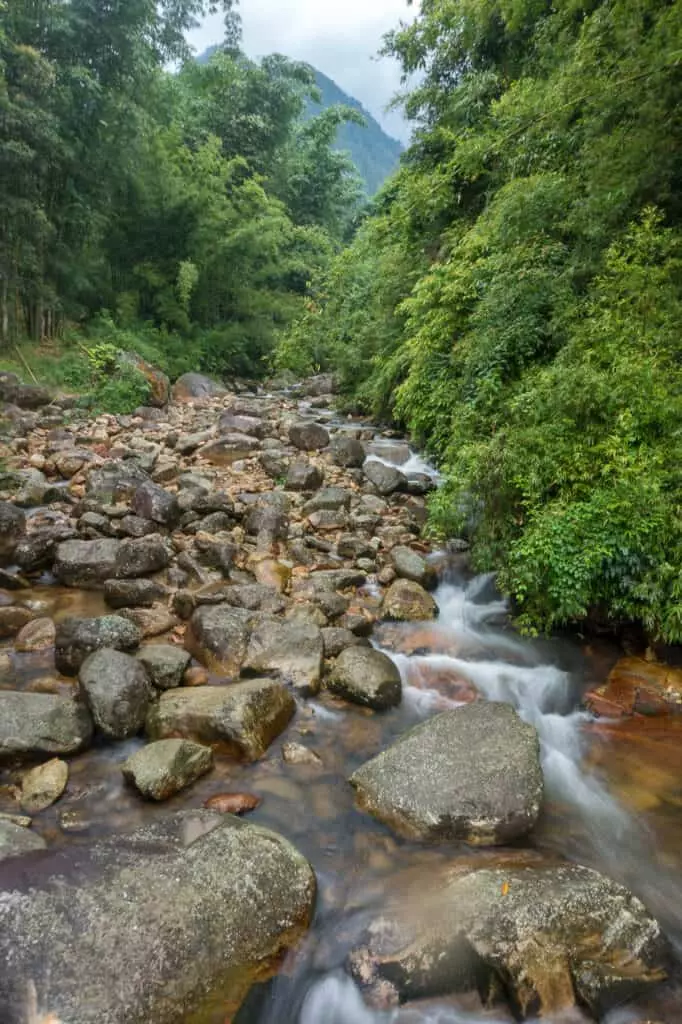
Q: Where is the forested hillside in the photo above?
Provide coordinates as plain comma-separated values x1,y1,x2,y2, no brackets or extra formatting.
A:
279,0,682,642
0,0,362,385
304,69,403,195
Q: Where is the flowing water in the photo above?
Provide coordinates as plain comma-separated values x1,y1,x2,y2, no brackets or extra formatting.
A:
3,428,682,1023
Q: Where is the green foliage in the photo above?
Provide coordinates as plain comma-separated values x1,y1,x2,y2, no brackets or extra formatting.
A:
290,0,682,641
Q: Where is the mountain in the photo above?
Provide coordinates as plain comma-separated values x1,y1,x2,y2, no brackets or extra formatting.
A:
304,69,403,196
196,48,403,195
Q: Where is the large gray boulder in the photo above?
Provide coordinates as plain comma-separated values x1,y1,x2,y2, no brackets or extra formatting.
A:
54,535,170,587
289,421,330,451
0,692,93,760
122,739,213,800
132,480,180,528
0,812,315,1024
184,604,257,677
243,618,324,696
331,436,365,468
0,820,46,861
285,459,324,492
390,545,437,589
363,459,407,495
349,853,669,1019
55,615,142,675
146,680,295,761
382,578,438,621
79,649,152,739
327,647,402,711
136,644,191,690
350,702,543,844
0,502,26,563
86,460,150,503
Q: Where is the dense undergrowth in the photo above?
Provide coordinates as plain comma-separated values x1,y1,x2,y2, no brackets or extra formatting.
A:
277,0,682,642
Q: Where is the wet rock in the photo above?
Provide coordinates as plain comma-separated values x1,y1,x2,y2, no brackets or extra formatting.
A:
172,372,226,401
0,692,93,760
406,473,436,496
14,521,76,572
328,647,402,711
79,648,152,739
55,615,142,675
382,578,438,621
0,820,46,861
363,459,407,495
585,657,682,717
146,680,295,761
137,644,192,690
132,480,180,528
119,605,176,638
286,459,324,491
21,758,68,812
116,534,171,577
332,436,365,468
282,742,322,767
349,853,668,1019
321,627,368,658
0,502,26,563
289,421,330,451
184,604,256,677
0,811,315,1024
0,567,30,590
366,440,411,465
203,792,261,814
198,433,261,465
243,619,324,696
350,702,543,844
122,739,213,800
0,605,34,639
390,545,437,589
14,617,55,652
104,578,167,609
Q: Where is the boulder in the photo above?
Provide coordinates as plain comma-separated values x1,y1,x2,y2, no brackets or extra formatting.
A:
363,459,407,495
327,647,402,711
20,758,68,812
0,820,46,861
132,481,180,528
146,680,295,761
137,644,192,690
115,534,171,577
55,615,142,675
125,353,170,407
303,487,352,514
382,578,438,621
0,375,51,409
198,433,261,465
218,412,266,438
243,619,324,696
0,692,93,760
104,578,167,609
390,545,437,589
0,468,51,507
321,627,367,659
184,604,256,677
86,461,150,503
14,522,76,572
0,812,315,1024
331,436,365,468
122,739,213,800
366,440,411,465
285,459,324,491
289,421,330,451
78,649,150,739
53,538,120,587
349,853,668,1019
350,702,543,844
171,372,226,401
0,502,26,563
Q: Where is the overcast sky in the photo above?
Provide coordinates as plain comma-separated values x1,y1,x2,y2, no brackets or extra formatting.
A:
186,1,417,142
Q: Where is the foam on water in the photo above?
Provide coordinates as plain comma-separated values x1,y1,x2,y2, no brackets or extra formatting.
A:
364,452,441,481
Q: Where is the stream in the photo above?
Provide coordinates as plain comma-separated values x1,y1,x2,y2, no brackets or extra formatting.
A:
1,392,681,1023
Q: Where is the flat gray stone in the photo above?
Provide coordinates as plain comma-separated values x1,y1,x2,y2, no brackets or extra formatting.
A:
0,820,46,861
350,702,543,844
122,739,213,800
0,692,93,761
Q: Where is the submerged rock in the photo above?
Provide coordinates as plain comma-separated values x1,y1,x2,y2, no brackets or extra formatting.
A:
146,679,295,760
21,758,68,812
327,646,402,711
122,739,213,800
0,812,315,1024
349,852,668,1019
0,819,46,861
585,656,682,717
350,702,543,844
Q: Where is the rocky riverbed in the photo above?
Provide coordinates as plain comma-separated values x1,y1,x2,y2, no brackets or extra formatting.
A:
0,370,679,1024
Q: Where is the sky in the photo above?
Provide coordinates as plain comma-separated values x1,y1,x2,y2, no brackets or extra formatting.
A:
186,1,418,143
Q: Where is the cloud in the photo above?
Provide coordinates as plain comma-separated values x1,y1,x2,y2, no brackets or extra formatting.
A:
186,0,417,142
